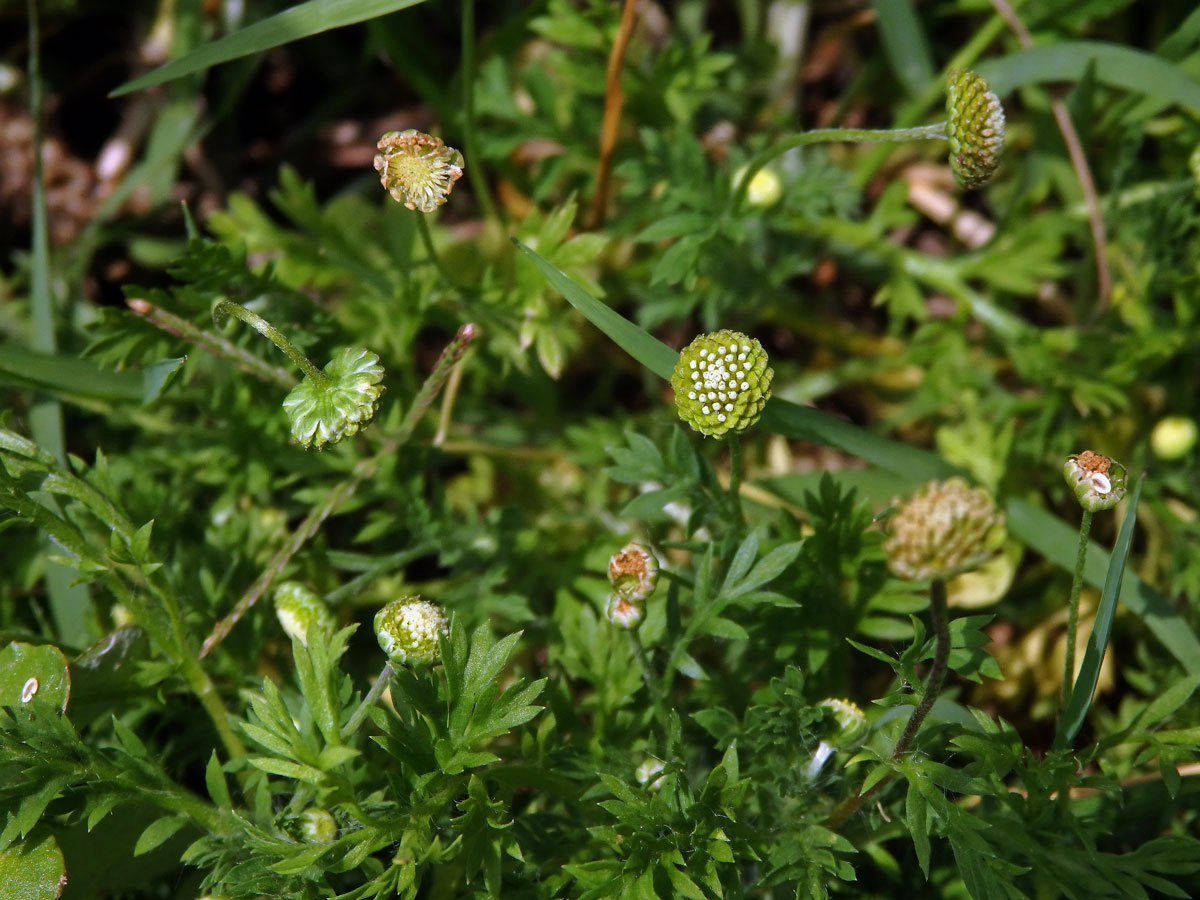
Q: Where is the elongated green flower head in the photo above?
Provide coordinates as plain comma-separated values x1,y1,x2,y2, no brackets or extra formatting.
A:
945,70,1005,189
282,347,385,449
374,129,464,213
671,330,773,437
273,582,335,647
884,478,1006,581
608,541,660,602
374,597,448,666
819,698,869,750
1063,450,1127,512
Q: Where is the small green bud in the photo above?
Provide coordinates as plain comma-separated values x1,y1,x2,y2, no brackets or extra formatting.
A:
374,129,465,213
299,808,337,843
374,597,448,666
1063,450,1127,512
819,698,869,750
1190,144,1200,195
273,582,335,647
884,478,1006,581
671,330,773,438
945,70,1005,189
282,346,385,449
605,594,644,630
608,541,660,602
1150,416,1198,460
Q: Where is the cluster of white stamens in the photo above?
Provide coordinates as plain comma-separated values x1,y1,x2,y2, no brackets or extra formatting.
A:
685,342,753,424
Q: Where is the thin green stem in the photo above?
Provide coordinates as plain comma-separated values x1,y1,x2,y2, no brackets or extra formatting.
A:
128,298,294,388
732,123,947,211
893,578,950,757
212,300,326,384
1063,509,1094,706
461,0,499,223
414,212,460,289
727,432,745,531
629,629,668,737
826,578,950,828
342,663,394,740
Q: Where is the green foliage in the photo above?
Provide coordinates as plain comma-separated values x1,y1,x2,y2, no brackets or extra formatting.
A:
6,1,1200,898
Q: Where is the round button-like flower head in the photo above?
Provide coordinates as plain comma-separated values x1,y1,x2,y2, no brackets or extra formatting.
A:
299,808,337,843
884,478,1006,581
374,597,449,666
282,347,385,450
608,540,660,603
819,698,869,750
945,70,1005,189
671,330,773,438
374,129,465,213
605,594,644,630
1063,450,1127,512
273,582,335,647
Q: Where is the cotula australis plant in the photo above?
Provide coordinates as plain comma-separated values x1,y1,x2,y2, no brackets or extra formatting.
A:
4,15,1200,897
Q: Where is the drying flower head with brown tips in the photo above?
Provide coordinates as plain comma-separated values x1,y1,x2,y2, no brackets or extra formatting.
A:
374,129,464,213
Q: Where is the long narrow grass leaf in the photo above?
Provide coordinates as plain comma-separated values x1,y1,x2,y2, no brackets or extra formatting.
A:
111,0,431,97
870,0,935,98
522,244,1200,674
976,42,1200,109
1057,475,1145,746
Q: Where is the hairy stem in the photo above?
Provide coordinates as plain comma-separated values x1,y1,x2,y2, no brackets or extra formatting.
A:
727,432,745,532
212,300,325,384
732,123,947,211
342,663,394,740
1063,509,1093,706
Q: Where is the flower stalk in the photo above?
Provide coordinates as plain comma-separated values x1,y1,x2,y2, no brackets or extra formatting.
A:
212,300,326,385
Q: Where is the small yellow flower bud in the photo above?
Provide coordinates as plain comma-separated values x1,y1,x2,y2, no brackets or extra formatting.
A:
733,165,783,206
1150,416,1198,460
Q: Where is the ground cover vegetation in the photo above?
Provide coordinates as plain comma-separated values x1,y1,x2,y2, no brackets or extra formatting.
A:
4,1,1200,898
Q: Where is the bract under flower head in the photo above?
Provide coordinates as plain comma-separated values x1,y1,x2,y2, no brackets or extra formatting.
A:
374,597,448,666
884,478,1006,581
945,70,1005,189
273,582,335,647
1063,450,1127,512
374,129,464,213
282,347,385,449
670,330,773,437
819,698,869,750
608,541,660,602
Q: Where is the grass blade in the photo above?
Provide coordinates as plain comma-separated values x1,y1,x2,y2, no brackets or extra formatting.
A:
521,241,1200,676
26,0,90,647
1057,475,1145,746
111,0,431,97
870,0,935,98
976,42,1200,109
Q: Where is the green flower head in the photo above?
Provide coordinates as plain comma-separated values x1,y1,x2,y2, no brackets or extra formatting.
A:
671,330,773,437
374,597,448,666
1063,450,1127,512
884,478,1006,581
945,70,1005,189
282,347,385,450
298,808,337,843
374,129,465,213
273,582,335,647
605,594,645,630
819,698,869,750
